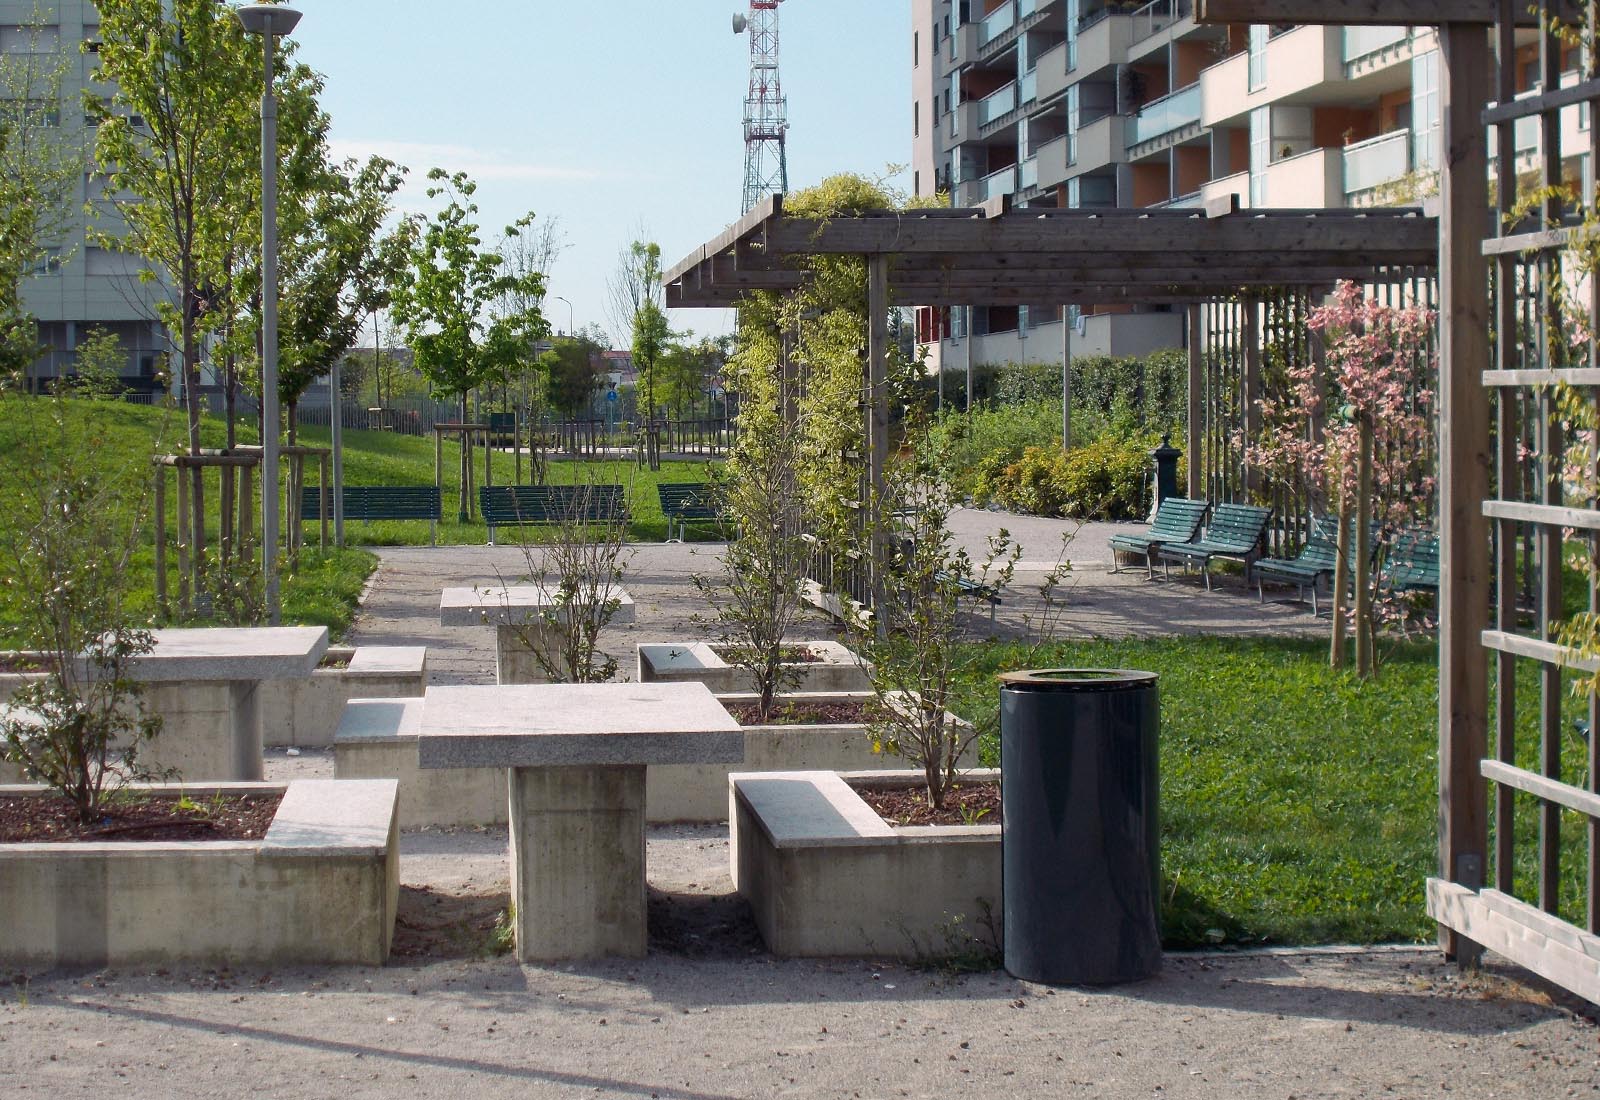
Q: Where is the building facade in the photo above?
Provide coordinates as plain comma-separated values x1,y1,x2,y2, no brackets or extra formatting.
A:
2,0,166,391
911,0,1588,373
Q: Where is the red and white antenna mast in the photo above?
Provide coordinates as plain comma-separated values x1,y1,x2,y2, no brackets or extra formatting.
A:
732,1,790,214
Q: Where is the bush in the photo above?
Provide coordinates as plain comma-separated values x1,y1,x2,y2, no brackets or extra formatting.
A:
983,434,1161,520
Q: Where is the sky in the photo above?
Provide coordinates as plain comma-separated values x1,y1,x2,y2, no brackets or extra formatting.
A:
286,0,914,347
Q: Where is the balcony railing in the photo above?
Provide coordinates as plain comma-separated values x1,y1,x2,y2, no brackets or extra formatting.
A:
982,164,1019,202
1130,0,1192,44
1343,25,1410,64
1020,68,1037,105
1019,157,1038,190
1018,0,1038,17
1130,81,1201,145
1342,129,1410,194
1152,190,1204,209
980,81,1019,126
981,2,1016,46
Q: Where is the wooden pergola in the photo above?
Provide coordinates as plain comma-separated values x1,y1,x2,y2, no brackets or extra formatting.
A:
665,194,1437,616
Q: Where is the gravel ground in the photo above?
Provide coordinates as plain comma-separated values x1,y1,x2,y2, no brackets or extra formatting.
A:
5,512,1592,1096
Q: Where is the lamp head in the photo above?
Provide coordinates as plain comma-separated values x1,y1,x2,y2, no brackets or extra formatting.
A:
732,12,747,33
236,4,303,36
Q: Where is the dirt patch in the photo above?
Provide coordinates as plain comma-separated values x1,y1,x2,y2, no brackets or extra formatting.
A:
648,887,767,959
390,885,513,960
317,656,351,670
0,654,47,674
0,792,281,843
856,781,1002,827
724,699,874,725
710,644,827,664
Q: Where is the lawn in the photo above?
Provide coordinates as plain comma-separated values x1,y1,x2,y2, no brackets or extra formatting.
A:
946,635,1594,949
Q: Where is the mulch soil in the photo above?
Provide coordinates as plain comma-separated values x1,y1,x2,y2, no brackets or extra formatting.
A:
0,655,48,674
723,699,873,725
0,792,281,843
710,645,827,664
856,782,1003,827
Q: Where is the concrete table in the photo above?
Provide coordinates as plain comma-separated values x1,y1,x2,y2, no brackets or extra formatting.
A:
439,586,636,684
416,682,742,961
126,627,329,782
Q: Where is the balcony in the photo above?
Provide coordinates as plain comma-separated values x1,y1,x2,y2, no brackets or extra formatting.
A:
1264,146,1342,208
1200,25,1341,128
1151,190,1204,209
1020,68,1037,107
1019,156,1039,191
1130,82,1201,146
981,164,1019,202
1201,170,1249,209
1071,113,1127,175
1130,0,1193,46
1035,133,1071,188
1074,8,1134,76
1343,130,1410,196
980,3,1016,47
1343,25,1410,65
1035,39,1071,102
979,82,1020,128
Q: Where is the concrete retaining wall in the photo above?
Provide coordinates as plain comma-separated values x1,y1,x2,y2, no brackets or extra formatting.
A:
731,768,1001,959
334,699,507,828
260,646,428,748
0,778,400,968
637,641,870,694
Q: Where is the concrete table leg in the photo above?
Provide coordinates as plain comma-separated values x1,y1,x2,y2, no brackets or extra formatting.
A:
507,764,647,961
138,680,264,782
494,624,561,685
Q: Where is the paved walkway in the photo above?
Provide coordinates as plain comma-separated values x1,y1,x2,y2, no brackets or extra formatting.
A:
347,510,1323,685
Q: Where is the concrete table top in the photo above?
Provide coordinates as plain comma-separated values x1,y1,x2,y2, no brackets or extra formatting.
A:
416,682,743,769
124,627,329,683
439,586,637,627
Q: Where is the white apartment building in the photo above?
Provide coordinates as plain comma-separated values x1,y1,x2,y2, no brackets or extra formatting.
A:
2,0,166,392
911,0,1589,373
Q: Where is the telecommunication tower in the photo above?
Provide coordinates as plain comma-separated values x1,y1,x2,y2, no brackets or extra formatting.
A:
732,1,789,214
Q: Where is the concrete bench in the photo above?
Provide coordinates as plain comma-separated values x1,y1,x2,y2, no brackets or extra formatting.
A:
261,646,429,748
332,698,507,828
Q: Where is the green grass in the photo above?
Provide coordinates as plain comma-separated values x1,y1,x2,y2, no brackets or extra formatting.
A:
948,636,1594,948
0,398,377,646
290,425,721,544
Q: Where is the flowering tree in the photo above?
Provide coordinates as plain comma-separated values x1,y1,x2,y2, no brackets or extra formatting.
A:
1249,282,1436,677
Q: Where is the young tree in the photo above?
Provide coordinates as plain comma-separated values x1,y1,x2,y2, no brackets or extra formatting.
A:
0,11,81,379
539,334,604,421
388,169,546,506
608,238,668,468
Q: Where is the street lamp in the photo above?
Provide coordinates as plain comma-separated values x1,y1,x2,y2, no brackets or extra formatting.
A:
552,295,575,338
236,4,302,624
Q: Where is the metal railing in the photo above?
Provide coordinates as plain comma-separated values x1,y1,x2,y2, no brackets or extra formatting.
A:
979,81,1019,126
981,164,1019,201
1130,81,1201,145
980,1,1015,46
1130,0,1191,44
1019,156,1038,190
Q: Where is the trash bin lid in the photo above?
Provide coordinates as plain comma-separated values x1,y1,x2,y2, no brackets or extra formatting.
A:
998,669,1157,693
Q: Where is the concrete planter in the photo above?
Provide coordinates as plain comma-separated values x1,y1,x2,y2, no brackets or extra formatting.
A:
645,690,971,825
730,768,1001,959
636,641,870,694
260,646,428,748
0,778,400,968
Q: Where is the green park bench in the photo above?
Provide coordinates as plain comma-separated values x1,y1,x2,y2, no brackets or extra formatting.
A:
300,485,443,546
1158,502,1272,589
656,482,724,542
1382,528,1439,594
1107,497,1209,578
478,484,627,545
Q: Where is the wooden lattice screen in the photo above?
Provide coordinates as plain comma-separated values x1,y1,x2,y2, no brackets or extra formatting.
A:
1427,0,1600,1005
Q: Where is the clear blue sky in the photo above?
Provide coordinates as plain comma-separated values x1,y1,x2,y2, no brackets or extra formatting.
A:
287,0,913,346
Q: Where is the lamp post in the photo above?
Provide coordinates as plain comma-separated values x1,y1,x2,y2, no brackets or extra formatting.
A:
552,295,575,338
236,3,302,624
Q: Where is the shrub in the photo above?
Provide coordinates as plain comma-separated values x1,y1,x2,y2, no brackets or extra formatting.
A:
983,434,1162,520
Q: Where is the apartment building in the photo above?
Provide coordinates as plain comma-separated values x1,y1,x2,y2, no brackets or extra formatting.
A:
2,0,165,391
912,0,1590,373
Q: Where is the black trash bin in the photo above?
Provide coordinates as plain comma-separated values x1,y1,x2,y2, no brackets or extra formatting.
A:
999,669,1160,985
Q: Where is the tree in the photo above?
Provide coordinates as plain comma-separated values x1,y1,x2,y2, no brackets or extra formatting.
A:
0,11,81,380
276,155,407,430
609,237,667,468
539,334,604,420
388,169,546,508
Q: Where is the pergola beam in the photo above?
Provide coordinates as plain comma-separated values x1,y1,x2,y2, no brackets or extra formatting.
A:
1192,0,1572,25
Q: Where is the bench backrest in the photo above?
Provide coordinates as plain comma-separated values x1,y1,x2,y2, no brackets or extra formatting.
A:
1202,503,1272,551
657,482,720,516
1386,528,1440,587
479,484,626,525
300,485,441,522
1148,497,1209,542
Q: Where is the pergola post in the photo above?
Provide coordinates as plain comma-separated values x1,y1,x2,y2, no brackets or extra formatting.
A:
1061,306,1072,453
1436,20,1492,963
1242,300,1263,498
867,254,890,631
1186,306,1203,499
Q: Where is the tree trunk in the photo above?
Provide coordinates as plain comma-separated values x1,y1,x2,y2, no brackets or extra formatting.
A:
460,391,471,523
181,287,206,606
1331,489,1352,670
1355,414,1375,679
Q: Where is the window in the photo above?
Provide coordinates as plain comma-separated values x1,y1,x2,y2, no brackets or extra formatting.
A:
1249,106,1270,206
31,248,61,276
913,31,919,68
914,100,920,137
1410,49,1440,171
0,25,61,54
1066,0,1079,71
1248,25,1268,91
914,170,921,195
